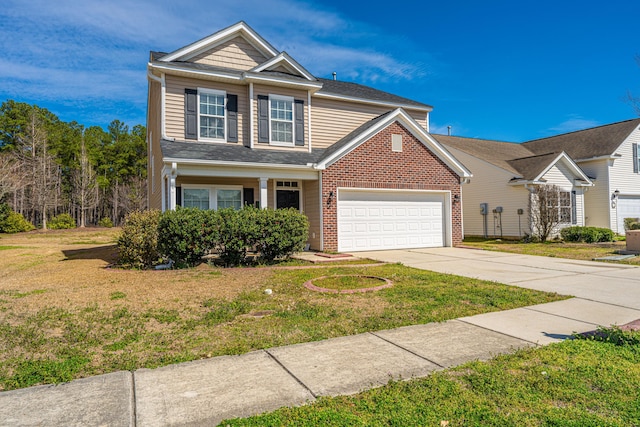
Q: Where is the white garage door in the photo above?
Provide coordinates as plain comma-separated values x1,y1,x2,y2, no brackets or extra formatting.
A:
338,190,446,252
617,197,640,232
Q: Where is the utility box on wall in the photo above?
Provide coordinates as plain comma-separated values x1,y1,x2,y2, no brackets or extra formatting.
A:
627,231,640,252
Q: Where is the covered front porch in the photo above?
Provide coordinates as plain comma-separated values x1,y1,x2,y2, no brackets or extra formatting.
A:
160,161,322,250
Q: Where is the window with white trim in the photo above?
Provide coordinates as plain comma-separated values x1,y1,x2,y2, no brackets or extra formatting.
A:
270,95,294,145
198,89,226,141
181,186,242,210
546,190,572,223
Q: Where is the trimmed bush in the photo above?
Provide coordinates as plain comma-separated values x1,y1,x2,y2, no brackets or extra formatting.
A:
560,226,615,243
157,207,217,267
48,213,76,229
0,210,35,233
117,210,161,269
98,217,114,228
254,207,309,262
215,207,256,267
624,217,640,231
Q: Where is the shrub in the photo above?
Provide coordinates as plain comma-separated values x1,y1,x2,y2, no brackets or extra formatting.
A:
98,217,114,228
0,203,9,224
157,208,217,267
0,210,35,233
48,213,76,229
560,226,615,243
255,208,309,262
215,208,255,267
624,217,640,231
117,210,161,269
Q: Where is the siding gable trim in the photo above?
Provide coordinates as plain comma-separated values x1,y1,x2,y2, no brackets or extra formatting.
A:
251,52,316,81
532,152,593,186
160,22,278,63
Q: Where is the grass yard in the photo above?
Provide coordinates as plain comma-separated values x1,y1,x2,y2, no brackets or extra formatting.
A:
0,229,565,391
224,330,640,426
463,238,640,265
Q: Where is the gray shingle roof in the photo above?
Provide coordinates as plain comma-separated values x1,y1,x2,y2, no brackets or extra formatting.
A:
523,119,640,160
507,152,563,181
161,140,324,166
433,134,535,176
317,78,431,109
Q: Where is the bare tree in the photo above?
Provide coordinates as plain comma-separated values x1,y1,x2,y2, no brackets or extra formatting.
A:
528,184,566,242
72,135,97,227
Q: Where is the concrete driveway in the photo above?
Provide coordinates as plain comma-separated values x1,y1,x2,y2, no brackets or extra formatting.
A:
356,247,640,310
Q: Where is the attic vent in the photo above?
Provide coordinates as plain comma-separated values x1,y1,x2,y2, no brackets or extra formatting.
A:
332,71,337,81
392,134,402,152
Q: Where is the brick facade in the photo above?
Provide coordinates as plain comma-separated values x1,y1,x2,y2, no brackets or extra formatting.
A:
321,121,463,251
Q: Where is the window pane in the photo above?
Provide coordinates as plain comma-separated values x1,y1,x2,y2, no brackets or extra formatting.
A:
200,94,224,116
183,189,209,210
200,116,224,139
271,121,293,143
217,189,241,210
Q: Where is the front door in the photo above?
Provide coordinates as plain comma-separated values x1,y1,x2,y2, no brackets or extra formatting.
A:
276,190,300,210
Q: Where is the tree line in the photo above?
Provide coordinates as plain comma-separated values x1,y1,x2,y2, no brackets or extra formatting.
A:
0,100,147,229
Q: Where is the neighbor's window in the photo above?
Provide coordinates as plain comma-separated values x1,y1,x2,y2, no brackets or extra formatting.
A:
183,188,210,210
270,96,293,144
199,90,225,140
217,189,242,210
558,191,572,223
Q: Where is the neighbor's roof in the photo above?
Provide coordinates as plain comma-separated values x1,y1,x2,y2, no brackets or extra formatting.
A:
523,118,640,160
506,152,564,181
433,134,534,176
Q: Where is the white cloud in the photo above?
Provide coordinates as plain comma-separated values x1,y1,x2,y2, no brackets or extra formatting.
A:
548,115,600,134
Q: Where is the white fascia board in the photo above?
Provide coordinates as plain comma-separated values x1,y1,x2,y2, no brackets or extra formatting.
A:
164,157,315,171
251,52,316,81
243,73,322,90
160,22,278,63
533,152,593,185
575,153,621,163
314,91,433,113
150,63,243,83
167,161,320,180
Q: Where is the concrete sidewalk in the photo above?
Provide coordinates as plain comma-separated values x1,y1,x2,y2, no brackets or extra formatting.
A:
1,248,639,426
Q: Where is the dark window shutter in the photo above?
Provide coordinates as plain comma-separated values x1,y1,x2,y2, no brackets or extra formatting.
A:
184,89,198,140
294,99,305,146
571,190,577,225
176,186,182,207
227,94,238,143
257,95,269,143
633,143,639,174
243,188,254,206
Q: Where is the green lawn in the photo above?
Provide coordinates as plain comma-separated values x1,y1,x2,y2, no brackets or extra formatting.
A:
224,328,640,426
462,238,640,265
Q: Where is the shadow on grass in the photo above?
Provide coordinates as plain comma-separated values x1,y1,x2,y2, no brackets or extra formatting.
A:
62,244,118,264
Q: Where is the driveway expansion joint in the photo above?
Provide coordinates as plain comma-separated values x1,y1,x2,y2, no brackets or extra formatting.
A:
130,370,137,427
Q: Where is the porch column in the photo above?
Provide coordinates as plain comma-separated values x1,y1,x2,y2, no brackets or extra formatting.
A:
258,177,268,209
169,162,177,210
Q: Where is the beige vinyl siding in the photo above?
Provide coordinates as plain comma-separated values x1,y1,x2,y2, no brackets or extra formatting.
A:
608,128,640,230
310,97,428,148
578,159,611,228
189,36,268,70
165,75,249,144
303,180,321,250
252,84,309,150
147,79,163,210
540,161,585,227
448,147,529,238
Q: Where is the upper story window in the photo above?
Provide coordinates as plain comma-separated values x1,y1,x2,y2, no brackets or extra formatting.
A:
184,88,238,143
270,95,294,145
198,89,226,141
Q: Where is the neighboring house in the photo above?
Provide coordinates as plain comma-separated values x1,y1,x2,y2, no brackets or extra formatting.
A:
522,119,640,234
435,135,593,239
435,118,640,238
147,22,472,252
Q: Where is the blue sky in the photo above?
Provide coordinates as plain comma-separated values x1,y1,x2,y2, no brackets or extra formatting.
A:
1,0,638,142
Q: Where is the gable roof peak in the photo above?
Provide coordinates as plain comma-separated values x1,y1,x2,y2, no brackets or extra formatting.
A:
251,51,316,81
160,21,279,63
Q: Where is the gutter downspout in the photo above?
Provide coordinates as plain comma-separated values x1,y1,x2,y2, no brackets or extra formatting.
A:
147,70,174,142
249,82,254,148
308,90,312,153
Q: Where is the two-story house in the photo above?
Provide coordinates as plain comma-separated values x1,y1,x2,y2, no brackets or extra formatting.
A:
147,22,472,252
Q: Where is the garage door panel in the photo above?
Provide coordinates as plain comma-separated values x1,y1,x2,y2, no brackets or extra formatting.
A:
617,197,640,232
338,190,446,251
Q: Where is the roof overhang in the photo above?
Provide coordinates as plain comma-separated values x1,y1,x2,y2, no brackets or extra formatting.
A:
314,91,433,113
251,52,316,81
533,152,593,186
159,21,279,63
314,108,471,178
